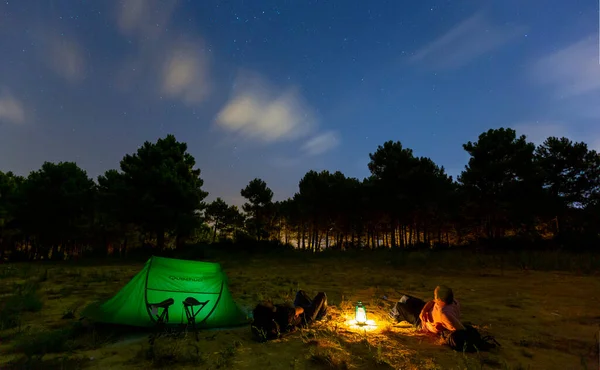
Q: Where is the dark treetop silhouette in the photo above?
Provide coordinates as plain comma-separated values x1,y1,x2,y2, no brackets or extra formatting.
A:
0,129,599,261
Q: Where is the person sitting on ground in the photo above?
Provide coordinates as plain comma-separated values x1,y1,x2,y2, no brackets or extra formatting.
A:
389,285,463,334
420,285,465,335
251,290,328,341
389,286,498,352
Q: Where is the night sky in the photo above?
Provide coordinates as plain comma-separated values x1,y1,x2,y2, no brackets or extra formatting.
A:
1,1,599,206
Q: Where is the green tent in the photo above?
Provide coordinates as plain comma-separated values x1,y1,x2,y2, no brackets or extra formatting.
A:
83,256,248,328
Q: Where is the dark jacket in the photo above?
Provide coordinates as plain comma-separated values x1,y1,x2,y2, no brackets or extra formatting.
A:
273,303,302,332
251,302,301,341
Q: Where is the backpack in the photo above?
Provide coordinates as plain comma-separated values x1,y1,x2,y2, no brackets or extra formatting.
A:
445,324,500,353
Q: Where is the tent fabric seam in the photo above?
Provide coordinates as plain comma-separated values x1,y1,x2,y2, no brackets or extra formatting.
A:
144,256,155,323
197,280,224,326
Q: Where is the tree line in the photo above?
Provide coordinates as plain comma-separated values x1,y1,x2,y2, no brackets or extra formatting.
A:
0,128,599,261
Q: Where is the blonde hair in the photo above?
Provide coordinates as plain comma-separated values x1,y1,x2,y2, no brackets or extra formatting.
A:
434,285,454,305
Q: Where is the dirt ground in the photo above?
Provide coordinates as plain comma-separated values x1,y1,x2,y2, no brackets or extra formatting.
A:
1,254,599,369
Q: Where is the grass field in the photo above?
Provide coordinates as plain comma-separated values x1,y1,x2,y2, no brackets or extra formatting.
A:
0,249,599,369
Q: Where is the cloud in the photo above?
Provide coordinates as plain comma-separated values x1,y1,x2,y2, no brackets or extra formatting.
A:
161,41,209,104
512,122,570,145
216,72,317,143
410,12,525,69
216,72,340,162
0,89,25,124
113,1,210,105
268,131,340,168
116,0,179,40
512,121,600,151
42,33,86,84
270,157,304,168
532,36,600,99
302,131,340,156
590,138,600,152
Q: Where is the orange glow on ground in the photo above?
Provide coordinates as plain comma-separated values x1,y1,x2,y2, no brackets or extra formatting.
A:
341,309,380,332
346,318,378,331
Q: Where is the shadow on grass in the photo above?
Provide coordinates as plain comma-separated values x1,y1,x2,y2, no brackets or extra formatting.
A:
1,355,90,370
10,321,144,355
1,280,44,332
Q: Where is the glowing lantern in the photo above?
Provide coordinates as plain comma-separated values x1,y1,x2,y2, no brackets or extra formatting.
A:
355,301,367,325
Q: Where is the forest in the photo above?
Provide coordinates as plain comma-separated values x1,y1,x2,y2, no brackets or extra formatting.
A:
0,127,599,262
